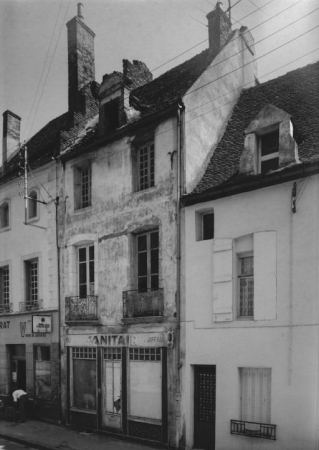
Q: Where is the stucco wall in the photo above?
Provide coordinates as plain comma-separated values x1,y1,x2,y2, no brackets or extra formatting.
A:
183,28,257,193
181,176,319,450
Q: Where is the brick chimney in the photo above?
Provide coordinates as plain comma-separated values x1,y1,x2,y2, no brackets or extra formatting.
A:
206,2,232,53
66,3,95,114
2,110,21,165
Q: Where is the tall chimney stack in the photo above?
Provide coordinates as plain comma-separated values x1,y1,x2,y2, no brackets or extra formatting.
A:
66,3,95,114
2,110,21,165
206,2,232,53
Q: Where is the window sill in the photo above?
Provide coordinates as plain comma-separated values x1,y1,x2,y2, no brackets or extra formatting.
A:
27,215,40,224
0,226,10,232
135,186,157,195
236,316,254,321
65,319,100,326
73,206,92,215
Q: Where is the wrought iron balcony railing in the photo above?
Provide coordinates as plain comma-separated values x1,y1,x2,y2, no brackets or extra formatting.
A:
65,296,98,321
19,299,43,312
0,303,13,314
230,420,276,440
123,288,164,318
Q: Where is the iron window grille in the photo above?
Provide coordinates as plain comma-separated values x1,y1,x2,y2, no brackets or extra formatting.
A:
238,256,254,317
231,420,276,440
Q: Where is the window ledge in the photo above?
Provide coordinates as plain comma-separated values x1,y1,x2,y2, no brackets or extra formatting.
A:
122,316,164,325
0,226,10,232
65,319,100,326
27,216,40,224
73,206,92,215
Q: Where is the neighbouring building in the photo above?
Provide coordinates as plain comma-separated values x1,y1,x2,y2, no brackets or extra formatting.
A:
181,61,319,449
0,3,98,423
57,3,256,447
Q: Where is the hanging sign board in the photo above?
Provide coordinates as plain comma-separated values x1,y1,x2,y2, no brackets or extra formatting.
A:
32,315,52,333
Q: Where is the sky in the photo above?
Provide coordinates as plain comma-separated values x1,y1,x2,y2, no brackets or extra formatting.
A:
0,0,318,144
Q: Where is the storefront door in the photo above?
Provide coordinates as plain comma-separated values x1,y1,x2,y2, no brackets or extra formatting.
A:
194,365,216,450
102,348,122,430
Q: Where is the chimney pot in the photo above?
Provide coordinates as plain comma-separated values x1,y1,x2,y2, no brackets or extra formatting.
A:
77,3,84,20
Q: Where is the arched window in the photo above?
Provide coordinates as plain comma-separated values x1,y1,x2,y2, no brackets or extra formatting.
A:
28,191,38,219
0,201,9,229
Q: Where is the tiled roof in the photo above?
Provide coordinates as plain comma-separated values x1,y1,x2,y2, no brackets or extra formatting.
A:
192,61,319,195
131,47,220,115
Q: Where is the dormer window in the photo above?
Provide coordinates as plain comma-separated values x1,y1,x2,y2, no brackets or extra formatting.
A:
104,98,119,133
240,104,299,177
259,129,279,175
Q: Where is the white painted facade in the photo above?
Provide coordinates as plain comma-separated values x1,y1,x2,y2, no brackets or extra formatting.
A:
181,175,319,450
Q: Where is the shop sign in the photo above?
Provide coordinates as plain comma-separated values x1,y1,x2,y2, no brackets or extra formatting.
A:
32,315,52,333
0,321,10,329
65,332,169,347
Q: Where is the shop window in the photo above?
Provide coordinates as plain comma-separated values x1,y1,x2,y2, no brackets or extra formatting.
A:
138,142,154,191
25,258,38,304
128,348,162,422
78,245,94,298
35,346,51,400
0,201,10,229
0,265,10,308
137,230,159,292
28,190,38,220
74,165,92,210
71,347,97,411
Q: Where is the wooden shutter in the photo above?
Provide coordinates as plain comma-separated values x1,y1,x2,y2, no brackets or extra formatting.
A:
254,231,277,320
213,239,233,322
241,368,271,423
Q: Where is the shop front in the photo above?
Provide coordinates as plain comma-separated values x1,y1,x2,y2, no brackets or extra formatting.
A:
65,332,170,442
0,310,60,422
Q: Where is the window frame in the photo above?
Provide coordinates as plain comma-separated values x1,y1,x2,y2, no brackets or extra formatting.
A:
0,265,10,307
137,142,155,191
0,200,10,230
70,347,97,412
74,163,92,211
78,244,95,298
25,258,39,304
136,229,159,292
28,189,39,221
240,367,272,424
258,128,279,175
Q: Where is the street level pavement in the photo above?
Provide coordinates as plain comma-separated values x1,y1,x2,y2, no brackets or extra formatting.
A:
0,419,166,450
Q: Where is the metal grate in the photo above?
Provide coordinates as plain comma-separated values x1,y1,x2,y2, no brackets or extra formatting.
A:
231,420,276,440
198,372,215,422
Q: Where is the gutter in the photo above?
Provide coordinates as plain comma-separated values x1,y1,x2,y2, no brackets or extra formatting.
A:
182,161,319,207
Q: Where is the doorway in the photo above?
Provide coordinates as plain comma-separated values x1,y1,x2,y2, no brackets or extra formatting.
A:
194,365,216,450
10,345,26,392
102,348,122,431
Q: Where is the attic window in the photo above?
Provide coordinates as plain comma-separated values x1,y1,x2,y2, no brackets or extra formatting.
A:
104,99,119,133
259,130,279,175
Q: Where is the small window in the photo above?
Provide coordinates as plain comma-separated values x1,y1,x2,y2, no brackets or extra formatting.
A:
238,255,254,318
35,346,51,400
78,245,94,298
0,201,10,229
104,99,119,133
28,191,38,219
74,165,92,210
196,210,214,241
137,230,159,292
138,142,155,191
240,368,271,424
25,258,38,304
0,265,10,307
259,130,279,175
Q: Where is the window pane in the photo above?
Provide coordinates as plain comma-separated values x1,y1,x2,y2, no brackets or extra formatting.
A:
138,277,148,292
261,157,279,175
150,231,159,249
151,275,159,291
239,277,254,316
79,262,87,283
73,359,96,410
89,261,94,284
79,248,86,262
203,212,214,240
240,257,253,276
35,346,51,400
137,235,147,252
79,284,87,299
261,130,279,157
151,248,159,275
138,252,147,277
89,246,94,260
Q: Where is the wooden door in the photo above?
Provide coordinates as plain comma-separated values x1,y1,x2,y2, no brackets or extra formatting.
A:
194,365,216,450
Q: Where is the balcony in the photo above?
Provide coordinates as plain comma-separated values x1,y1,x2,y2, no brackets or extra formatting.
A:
19,299,43,312
0,303,13,314
123,288,164,319
230,420,276,440
65,296,98,322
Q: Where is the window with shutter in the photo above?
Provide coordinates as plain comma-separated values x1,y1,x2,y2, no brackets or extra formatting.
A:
213,239,233,322
240,368,271,424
